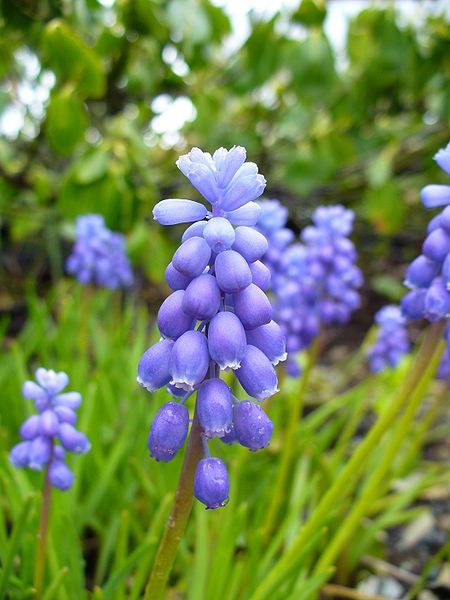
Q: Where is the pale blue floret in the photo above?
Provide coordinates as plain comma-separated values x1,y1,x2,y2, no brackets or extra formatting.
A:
10,369,90,491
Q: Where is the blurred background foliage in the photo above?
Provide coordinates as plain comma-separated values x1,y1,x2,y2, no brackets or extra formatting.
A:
1,0,450,311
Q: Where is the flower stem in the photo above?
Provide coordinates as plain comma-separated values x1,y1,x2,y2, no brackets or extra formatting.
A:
144,411,203,600
252,320,447,600
263,335,321,541
34,468,52,599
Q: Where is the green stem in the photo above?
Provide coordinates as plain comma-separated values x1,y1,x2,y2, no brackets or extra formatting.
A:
263,336,321,541
34,468,52,598
314,336,446,574
144,412,203,600
251,320,447,600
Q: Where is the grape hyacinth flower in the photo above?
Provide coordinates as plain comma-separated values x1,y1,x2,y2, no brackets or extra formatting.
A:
10,368,90,490
271,205,363,375
66,214,133,289
402,143,450,326
367,306,410,373
138,146,284,510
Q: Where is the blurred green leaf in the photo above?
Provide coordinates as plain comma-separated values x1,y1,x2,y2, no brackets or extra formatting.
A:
45,90,88,155
72,149,109,185
363,180,406,234
292,0,326,28
42,19,106,98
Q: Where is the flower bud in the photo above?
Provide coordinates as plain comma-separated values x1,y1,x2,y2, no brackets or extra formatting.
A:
422,228,450,262
172,237,211,277
249,260,271,291
443,254,450,289
428,214,442,233
53,392,82,409
214,145,246,188
165,262,193,291
207,311,246,370
233,284,272,330
170,330,209,391
20,415,41,440
137,339,174,392
153,199,207,225
233,400,273,451
435,145,450,174
40,410,59,436
203,217,235,253
226,202,261,226
22,381,46,403
157,290,194,339
35,369,68,395
235,345,278,400
246,321,287,365
48,460,74,491
401,289,426,320
194,458,230,509
28,436,52,470
420,185,450,208
54,406,77,425
182,221,207,243
148,402,189,461
182,274,221,320
424,278,450,321
221,169,266,212
215,250,252,293
59,423,91,454
197,379,233,438
405,255,440,289
232,226,268,263
439,206,450,231
10,441,31,467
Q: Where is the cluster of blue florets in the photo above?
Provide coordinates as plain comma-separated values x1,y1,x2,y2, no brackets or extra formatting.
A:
402,143,450,328
367,306,410,373
66,214,133,289
264,204,363,376
137,147,285,509
9,369,90,490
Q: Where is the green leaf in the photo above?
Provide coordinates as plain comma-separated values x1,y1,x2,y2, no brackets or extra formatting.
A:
72,149,109,185
362,180,406,234
42,20,106,98
292,0,327,28
46,90,88,155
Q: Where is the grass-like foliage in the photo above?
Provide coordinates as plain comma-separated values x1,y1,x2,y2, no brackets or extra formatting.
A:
1,282,447,598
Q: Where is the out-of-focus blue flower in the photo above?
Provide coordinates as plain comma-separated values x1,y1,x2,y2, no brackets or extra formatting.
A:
267,204,362,375
138,147,280,509
10,369,90,490
367,306,410,373
66,214,133,289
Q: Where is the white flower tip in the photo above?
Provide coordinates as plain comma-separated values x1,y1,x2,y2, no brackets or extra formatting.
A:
272,352,288,366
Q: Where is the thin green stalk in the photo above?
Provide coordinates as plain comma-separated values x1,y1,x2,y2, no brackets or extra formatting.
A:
394,381,449,476
251,320,447,600
34,469,52,599
263,336,321,540
314,337,446,574
144,411,203,600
